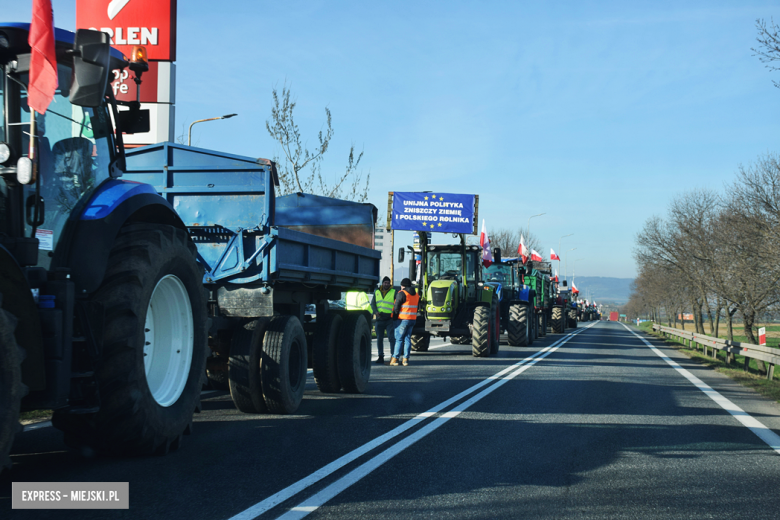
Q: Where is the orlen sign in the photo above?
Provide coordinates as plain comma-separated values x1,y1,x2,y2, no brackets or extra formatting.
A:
76,0,177,61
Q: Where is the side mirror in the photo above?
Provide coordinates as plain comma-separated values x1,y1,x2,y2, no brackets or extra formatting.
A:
398,247,405,263
70,29,111,107
492,247,501,264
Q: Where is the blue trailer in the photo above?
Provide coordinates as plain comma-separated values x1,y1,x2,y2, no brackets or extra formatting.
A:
0,24,378,470
124,143,380,414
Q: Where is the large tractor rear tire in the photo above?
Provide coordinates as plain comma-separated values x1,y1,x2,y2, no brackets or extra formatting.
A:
551,306,565,333
508,303,527,346
53,223,207,456
338,313,372,393
228,319,271,414
472,305,492,357
1,301,26,472
568,310,578,329
261,316,308,414
411,333,430,352
312,313,343,393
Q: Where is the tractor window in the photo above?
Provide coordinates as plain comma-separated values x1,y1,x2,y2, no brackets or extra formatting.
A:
16,64,114,267
484,264,511,285
426,251,462,281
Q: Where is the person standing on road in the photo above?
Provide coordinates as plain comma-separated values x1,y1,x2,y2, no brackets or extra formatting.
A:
345,290,371,311
390,278,419,366
371,276,396,364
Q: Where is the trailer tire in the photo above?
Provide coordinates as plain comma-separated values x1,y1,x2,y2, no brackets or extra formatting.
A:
450,336,466,344
551,306,564,333
53,223,207,456
338,313,372,393
261,316,308,414
1,302,26,472
228,319,271,413
472,305,491,357
411,333,430,352
312,313,343,393
568,310,578,329
508,304,527,346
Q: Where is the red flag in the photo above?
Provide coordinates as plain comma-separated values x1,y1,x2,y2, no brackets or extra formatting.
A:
480,220,493,267
553,269,559,283
531,249,542,262
28,0,58,114
550,248,560,261
572,282,579,295
518,234,529,264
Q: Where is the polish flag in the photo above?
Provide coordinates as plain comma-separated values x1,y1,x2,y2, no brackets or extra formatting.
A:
550,248,560,261
553,269,559,283
28,0,58,114
572,282,579,294
518,234,529,264
531,249,543,262
480,220,493,268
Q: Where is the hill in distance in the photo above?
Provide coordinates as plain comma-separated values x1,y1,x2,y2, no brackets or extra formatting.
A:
569,276,633,304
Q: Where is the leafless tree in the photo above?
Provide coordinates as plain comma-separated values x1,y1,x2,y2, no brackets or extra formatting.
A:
266,84,370,201
753,18,780,88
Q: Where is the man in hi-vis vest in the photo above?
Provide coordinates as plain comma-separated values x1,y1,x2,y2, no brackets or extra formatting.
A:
370,276,395,364
345,290,371,311
390,278,419,366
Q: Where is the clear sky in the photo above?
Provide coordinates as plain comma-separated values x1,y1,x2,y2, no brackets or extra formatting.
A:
9,1,780,280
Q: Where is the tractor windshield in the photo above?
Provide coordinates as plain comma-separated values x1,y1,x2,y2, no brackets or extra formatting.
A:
10,63,115,266
427,251,462,281
484,264,512,285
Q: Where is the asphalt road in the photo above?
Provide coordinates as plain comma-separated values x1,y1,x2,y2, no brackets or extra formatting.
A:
4,321,780,519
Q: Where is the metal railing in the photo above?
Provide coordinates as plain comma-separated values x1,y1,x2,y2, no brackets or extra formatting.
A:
651,324,780,380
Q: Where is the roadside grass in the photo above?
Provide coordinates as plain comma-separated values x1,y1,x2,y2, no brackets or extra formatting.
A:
639,323,780,404
652,322,780,348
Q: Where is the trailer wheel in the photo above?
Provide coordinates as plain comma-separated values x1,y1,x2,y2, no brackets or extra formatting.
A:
228,319,271,413
568,310,578,329
338,313,372,393
411,333,430,352
261,316,308,414
450,336,466,344
472,305,491,357
1,302,26,472
312,313,342,393
508,304,528,346
551,306,564,333
53,223,207,455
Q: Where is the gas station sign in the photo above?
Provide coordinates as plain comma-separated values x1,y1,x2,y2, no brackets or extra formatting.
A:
76,0,177,61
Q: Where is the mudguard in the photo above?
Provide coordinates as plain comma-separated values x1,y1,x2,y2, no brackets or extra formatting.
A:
52,179,187,295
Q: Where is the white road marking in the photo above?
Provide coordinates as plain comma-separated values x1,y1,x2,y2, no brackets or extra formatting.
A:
622,323,780,454
227,323,597,520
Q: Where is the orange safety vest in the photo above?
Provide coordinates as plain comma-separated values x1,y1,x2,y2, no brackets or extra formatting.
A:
399,289,420,320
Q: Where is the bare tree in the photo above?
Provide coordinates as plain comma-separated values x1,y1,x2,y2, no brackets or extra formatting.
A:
753,18,780,88
487,227,543,259
266,84,370,201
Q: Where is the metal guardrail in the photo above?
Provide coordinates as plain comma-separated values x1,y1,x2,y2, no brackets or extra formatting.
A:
652,323,780,380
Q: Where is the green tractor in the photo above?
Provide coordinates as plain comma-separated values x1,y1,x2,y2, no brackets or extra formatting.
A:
523,260,554,339
399,232,500,357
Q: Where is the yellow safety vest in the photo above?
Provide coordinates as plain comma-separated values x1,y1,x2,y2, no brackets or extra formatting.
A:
346,291,370,311
374,289,395,314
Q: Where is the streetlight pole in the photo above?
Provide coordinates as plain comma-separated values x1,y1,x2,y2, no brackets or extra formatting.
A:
558,233,572,281
526,212,545,242
188,113,238,146
565,247,577,284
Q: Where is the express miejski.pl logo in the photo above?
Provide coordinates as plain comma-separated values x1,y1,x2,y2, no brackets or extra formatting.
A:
107,0,131,21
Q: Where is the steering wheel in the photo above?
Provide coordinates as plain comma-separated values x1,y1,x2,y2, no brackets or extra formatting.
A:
440,269,459,280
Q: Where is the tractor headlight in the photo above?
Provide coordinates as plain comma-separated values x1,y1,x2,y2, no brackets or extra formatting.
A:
0,142,10,164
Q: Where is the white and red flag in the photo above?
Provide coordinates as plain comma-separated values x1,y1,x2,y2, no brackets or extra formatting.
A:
531,249,543,262
550,248,560,261
572,282,579,294
480,220,493,268
553,269,559,282
518,234,529,264
28,0,58,114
